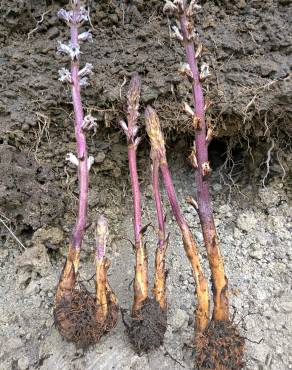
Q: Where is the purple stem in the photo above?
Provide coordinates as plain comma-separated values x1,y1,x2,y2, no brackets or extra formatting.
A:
70,2,88,251
128,145,142,244
152,158,165,249
122,74,142,245
159,163,187,231
179,12,214,238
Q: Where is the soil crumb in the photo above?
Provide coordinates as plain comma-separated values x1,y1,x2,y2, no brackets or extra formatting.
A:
195,320,245,370
54,286,118,349
124,297,167,355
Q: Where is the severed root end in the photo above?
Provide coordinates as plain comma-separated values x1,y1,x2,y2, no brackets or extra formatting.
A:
152,242,168,310
195,320,245,369
54,285,118,349
125,297,167,354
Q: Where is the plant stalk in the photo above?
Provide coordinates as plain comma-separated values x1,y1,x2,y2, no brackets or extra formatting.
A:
56,1,89,304
178,5,229,321
145,106,209,332
121,74,148,316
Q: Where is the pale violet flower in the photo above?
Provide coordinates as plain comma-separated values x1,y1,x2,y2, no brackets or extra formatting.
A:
57,9,73,25
78,63,93,78
82,115,97,131
58,68,72,84
78,31,93,43
57,41,80,60
58,6,89,25
76,7,89,24
79,77,89,87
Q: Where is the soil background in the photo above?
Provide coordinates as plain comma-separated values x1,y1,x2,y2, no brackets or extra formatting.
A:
0,1,291,370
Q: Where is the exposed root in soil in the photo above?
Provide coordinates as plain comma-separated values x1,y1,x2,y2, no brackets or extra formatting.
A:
54,286,118,349
194,320,245,370
123,297,167,355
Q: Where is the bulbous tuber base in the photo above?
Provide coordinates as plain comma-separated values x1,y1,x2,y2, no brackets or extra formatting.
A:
54,286,118,349
124,297,167,355
195,320,245,370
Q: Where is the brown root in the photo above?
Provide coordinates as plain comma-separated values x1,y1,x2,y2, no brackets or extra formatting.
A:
126,297,167,354
55,244,80,304
152,241,168,310
132,241,148,316
181,225,209,333
195,320,245,370
54,285,118,349
202,226,229,322
95,257,110,323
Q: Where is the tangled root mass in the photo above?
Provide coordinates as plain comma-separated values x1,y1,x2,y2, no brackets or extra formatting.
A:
125,297,167,354
195,320,245,370
54,287,118,349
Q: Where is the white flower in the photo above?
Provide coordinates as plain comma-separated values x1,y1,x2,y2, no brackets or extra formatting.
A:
187,0,201,17
76,7,89,24
57,41,80,60
173,0,185,12
79,77,89,87
57,9,73,25
163,1,178,14
134,137,141,149
200,63,210,81
179,63,193,79
66,153,78,166
120,120,128,134
171,25,183,42
183,102,194,117
78,31,93,43
78,63,93,78
82,115,97,131
88,156,94,171
195,43,203,59
58,68,72,84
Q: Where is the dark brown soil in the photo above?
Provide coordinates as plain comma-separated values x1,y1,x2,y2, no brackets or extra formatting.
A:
124,297,167,355
54,286,119,349
0,0,291,239
195,320,245,370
